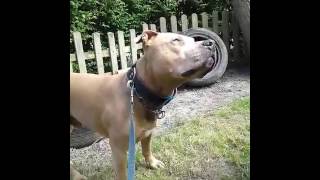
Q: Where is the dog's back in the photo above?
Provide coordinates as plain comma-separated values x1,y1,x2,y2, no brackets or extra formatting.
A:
70,72,129,135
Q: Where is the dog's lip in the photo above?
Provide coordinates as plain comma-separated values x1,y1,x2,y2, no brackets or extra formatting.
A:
181,69,197,77
198,57,215,77
206,57,214,69
180,56,214,78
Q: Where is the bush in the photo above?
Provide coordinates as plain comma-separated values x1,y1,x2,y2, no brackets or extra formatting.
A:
70,0,179,52
70,0,226,74
178,0,227,16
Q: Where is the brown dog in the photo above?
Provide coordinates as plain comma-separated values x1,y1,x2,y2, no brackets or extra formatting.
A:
70,30,215,180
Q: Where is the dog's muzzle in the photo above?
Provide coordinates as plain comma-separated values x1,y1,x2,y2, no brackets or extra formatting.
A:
181,40,216,77
202,39,215,50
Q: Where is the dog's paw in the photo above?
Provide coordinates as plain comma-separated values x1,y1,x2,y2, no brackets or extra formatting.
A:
146,157,165,169
72,174,87,180
70,164,87,180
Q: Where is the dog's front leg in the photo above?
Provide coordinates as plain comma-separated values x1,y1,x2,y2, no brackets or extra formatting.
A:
141,134,165,169
110,138,127,180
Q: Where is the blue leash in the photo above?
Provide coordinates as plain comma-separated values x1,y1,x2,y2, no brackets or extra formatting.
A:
126,65,173,179
127,79,136,180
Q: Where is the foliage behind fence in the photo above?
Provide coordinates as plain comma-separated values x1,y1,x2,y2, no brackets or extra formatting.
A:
70,11,244,74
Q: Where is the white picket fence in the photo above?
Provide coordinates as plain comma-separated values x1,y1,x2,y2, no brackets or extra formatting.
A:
70,11,241,74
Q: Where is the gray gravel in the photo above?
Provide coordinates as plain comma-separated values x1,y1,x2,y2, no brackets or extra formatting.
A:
70,66,250,176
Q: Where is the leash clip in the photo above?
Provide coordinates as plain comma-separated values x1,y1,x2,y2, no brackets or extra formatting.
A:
127,80,134,104
154,109,165,119
158,110,165,119
127,80,133,89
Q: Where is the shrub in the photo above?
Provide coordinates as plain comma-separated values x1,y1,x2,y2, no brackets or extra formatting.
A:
70,0,179,52
70,0,226,74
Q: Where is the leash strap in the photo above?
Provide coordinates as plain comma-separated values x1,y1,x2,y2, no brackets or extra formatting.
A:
127,73,136,180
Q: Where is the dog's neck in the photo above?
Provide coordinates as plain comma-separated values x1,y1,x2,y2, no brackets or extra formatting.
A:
135,57,180,97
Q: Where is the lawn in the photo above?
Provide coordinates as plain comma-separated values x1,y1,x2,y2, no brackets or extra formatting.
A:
78,97,250,180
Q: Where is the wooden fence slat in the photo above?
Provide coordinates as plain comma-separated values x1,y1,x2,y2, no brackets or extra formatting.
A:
150,24,157,31
70,61,73,72
222,10,230,51
70,54,75,61
181,14,188,32
70,11,234,74
70,51,103,62
142,23,148,31
117,31,127,69
160,17,167,32
191,13,198,28
70,43,143,62
212,11,219,33
130,29,137,64
107,32,118,74
137,43,142,49
73,32,87,73
117,68,129,74
93,32,104,74
170,15,177,33
201,12,208,28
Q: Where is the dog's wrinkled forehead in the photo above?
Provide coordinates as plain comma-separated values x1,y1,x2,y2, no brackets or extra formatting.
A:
156,32,194,43
135,30,196,47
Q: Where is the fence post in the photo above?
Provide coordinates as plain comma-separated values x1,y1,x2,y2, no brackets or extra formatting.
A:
117,31,127,69
170,15,177,33
150,24,157,31
181,14,188,32
107,32,118,74
129,29,137,64
70,61,73,72
191,13,198,28
142,23,148,31
201,12,208,28
212,11,219,33
73,32,87,73
93,32,104,74
160,17,167,32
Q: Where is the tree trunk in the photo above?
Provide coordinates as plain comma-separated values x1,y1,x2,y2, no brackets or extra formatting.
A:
231,0,250,56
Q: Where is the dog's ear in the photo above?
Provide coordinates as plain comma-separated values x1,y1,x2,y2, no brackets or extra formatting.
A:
135,30,158,45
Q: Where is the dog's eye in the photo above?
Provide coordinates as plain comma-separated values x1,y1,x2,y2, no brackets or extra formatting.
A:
172,38,181,42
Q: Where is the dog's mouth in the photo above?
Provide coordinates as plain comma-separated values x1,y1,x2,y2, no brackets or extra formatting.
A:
181,56,215,78
200,56,215,77
181,69,197,77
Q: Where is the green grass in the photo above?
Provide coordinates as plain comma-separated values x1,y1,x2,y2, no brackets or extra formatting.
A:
80,97,250,180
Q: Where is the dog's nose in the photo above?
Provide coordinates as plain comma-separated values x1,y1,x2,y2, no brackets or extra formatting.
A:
202,40,215,51
202,39,214,47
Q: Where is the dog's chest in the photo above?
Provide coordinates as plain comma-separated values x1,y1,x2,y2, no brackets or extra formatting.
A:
142,129,154,137
136,122,156,141
137,128,155,141
135,110,157,141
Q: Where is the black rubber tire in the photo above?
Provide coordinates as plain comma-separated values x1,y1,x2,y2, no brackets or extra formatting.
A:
182,28,228,87
70,127,104,149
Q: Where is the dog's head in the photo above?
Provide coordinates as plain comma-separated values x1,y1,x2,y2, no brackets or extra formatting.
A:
136,30,215,82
